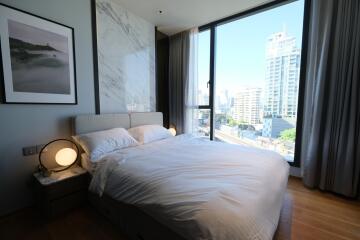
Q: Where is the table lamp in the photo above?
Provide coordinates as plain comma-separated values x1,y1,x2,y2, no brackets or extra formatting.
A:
38,139,79,176
169,124,177,136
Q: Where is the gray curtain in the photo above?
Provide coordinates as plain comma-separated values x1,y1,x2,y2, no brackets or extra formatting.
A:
168,31,190,134
301,0,360,197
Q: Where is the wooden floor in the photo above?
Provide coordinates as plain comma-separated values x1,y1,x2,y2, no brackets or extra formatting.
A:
287,177,360,240
0,177,359,240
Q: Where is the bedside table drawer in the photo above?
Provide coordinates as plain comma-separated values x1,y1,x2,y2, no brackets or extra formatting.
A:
44,174,88,200
49,190,86,216
33,167,89,218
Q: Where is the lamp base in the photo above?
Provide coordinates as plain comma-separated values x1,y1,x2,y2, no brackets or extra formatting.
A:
38,165,52,177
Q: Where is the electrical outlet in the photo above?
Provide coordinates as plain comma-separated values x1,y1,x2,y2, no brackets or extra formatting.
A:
23,146,37,156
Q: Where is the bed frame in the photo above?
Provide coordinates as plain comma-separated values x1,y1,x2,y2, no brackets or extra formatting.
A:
88,192,185,240
74,112,186,239
73,112,286,240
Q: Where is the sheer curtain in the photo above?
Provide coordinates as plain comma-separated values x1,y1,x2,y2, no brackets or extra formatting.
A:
169,31,188,134
184,28,199,134
169,28,199,135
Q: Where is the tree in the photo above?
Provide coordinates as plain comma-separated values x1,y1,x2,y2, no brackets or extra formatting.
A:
215,114,226,124
227,117,239,127
279,128,296,142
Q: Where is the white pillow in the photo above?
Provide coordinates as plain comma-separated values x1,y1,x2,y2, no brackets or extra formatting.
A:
128,125,173,144
72,128,138,161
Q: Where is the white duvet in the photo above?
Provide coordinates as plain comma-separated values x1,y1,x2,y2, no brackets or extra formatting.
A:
90,134,289,240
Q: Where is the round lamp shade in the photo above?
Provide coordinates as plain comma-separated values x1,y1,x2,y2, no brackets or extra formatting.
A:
55,148,77,166
39,139,79,174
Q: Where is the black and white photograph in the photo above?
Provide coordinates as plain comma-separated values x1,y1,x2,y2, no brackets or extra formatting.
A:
0,4,76,104
9,20,71,94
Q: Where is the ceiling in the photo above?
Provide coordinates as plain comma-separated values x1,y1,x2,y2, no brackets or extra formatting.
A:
117,0,274,35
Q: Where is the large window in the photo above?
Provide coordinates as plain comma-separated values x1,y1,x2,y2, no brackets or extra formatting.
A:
196,0,308,166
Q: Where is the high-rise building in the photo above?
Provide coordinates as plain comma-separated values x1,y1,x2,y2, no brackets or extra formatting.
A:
215,89,231,114
264,31,301,118
233,87,262,124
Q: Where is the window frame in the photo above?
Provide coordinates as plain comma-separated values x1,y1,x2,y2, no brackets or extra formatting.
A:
197,27,216,140
197,0,311,168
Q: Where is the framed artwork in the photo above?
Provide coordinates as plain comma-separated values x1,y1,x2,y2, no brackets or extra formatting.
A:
0,3,77,104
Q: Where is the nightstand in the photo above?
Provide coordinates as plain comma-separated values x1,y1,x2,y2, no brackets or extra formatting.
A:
33,166,89,218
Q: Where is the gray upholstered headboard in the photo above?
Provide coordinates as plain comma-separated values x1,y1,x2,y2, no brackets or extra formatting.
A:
73,112,163,135
130,112,164,128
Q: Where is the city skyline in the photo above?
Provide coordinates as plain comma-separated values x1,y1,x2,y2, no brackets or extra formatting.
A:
196,0,305,161
209,29,301,125
198,0,304,95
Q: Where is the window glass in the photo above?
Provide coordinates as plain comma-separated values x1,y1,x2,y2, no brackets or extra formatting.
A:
211,0,305,162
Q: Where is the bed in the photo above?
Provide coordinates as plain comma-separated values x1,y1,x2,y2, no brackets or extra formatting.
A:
73,112,290,240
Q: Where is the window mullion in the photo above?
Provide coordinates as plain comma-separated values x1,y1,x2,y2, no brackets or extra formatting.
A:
209,26,216,140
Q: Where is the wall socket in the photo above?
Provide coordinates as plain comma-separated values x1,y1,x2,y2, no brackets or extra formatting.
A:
22,146,37,156
22,144,47,156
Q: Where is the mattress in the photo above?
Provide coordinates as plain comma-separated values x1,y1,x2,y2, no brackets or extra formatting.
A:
89,134,290,240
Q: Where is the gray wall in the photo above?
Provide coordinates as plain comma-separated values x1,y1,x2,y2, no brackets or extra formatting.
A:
0,0,95,216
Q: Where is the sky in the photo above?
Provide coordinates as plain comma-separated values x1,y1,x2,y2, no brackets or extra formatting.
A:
198,0,305,95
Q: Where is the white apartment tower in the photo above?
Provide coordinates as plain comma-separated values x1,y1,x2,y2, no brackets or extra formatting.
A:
264,31,301,118
234,87,262,124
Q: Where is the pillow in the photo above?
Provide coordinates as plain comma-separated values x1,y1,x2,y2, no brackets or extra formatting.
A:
72,128,138,161
128,125,173,144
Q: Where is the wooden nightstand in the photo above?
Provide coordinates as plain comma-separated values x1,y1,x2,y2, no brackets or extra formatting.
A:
33,166,89,218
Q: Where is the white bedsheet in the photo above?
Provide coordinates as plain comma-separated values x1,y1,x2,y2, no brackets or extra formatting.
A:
80,153,97,175
90,134,289,240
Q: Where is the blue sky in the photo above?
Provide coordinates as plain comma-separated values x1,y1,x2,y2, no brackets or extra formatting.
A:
198,0,305,94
